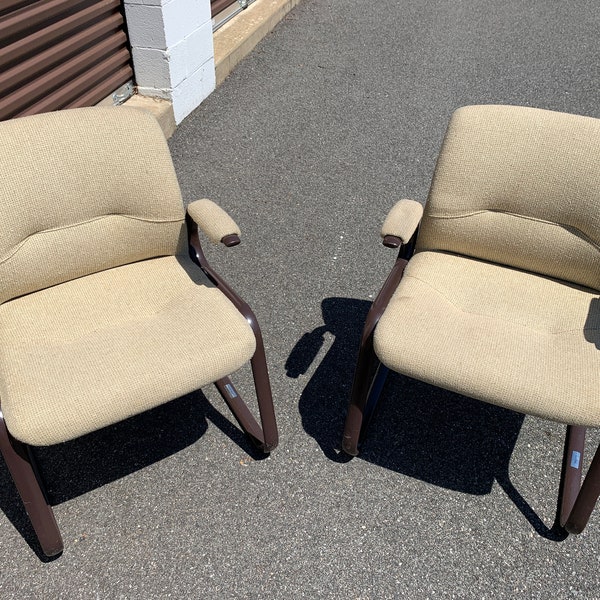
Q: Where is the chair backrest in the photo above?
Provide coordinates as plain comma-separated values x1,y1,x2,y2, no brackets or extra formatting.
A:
416,105,600,292
0,107,186,305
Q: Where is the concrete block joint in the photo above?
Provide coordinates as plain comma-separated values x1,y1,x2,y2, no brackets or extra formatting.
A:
123,0,216,124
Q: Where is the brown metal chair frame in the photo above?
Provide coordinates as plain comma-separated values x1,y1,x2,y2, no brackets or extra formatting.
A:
341,231,600,536
0,215,278,558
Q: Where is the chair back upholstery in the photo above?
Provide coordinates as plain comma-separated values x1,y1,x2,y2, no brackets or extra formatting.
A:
416,105,600,291
0,107,186,305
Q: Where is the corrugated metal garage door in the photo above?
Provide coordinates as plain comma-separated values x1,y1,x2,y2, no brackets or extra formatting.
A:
211,0,237,18
0,0,133,121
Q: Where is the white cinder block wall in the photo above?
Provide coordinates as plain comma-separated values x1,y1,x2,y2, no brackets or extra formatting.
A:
123,0,216,124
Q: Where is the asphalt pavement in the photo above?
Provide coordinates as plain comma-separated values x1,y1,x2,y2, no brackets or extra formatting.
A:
1,0,599,597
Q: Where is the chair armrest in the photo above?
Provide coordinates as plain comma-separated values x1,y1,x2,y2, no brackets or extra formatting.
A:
186,199,241,246
380,199,424,248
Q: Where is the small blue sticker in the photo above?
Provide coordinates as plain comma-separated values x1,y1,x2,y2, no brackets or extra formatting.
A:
571,451,581,469
225,383,238,398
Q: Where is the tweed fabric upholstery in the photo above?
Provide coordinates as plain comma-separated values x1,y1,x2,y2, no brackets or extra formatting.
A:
374,251,600,426
0,107,186,305
0,255,256,446
416,105,600,292
380,199,424,243
187,199,242,243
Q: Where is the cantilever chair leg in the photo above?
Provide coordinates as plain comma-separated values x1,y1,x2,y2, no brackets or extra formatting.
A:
560,426,600,534
559,426,586,527
342,326,382,456
0,411,63,557
248,339,278,452
362,364,391,433
342,258,408,456
215,330,278,453
212,274,278,454
344,362,392,457
187,217,279,454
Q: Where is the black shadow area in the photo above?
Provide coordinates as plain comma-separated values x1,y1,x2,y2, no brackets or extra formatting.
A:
289,297,566,540
585,297,599,349
0,390,261,558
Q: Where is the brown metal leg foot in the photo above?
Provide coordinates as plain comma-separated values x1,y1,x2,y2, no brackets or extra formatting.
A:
562,437,600,534
0,411,63,557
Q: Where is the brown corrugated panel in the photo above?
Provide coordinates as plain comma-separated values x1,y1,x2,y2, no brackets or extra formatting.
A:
0,0,133,121
211,0,238,18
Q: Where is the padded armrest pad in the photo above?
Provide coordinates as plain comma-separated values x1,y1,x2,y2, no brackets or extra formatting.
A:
187,199,241,244
381,199,424,244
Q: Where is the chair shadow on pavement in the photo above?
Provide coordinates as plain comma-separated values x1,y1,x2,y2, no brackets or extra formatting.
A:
585,297,600,349
289,297,568,541
0,391,262,559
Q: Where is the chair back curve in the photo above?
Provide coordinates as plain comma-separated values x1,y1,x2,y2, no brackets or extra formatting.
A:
0,106,186,305
416,105,600,292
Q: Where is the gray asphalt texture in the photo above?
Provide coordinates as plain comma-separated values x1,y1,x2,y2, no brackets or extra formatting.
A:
1,0,600,597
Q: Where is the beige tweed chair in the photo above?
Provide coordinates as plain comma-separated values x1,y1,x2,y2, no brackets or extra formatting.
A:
0,107,278,557
342,105,600,534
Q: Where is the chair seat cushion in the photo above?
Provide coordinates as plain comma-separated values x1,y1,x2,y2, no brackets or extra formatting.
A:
374,251,600,426
0,255,256,446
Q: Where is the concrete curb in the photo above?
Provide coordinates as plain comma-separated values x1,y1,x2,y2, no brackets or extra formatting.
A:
214,0,302,86
123,95,177,139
